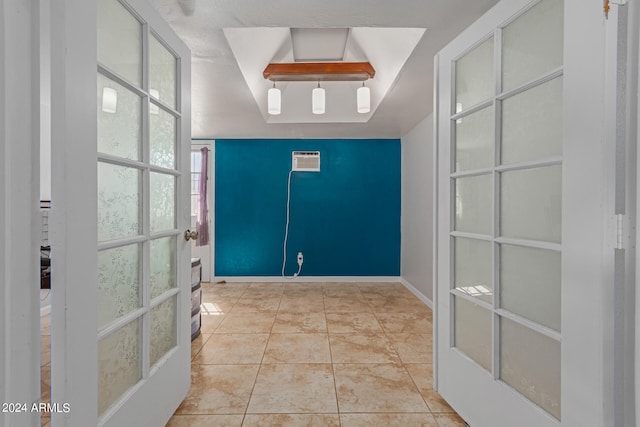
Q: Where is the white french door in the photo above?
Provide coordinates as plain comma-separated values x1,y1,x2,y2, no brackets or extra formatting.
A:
435,0,617,426
50,0,191,425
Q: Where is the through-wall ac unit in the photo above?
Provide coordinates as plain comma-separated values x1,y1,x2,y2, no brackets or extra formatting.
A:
292,151,320,172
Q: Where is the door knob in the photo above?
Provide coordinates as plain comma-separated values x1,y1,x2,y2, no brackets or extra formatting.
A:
184,229,198,241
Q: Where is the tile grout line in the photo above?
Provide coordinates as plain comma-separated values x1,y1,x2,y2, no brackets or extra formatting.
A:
363,284,436,419
242,284,281,419
324,288,343,425
404,361,437,415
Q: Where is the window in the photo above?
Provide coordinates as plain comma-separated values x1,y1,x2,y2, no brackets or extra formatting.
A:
191,150,202,217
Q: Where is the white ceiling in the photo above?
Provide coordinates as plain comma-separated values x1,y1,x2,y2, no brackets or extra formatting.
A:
225,27,425,125
147,0,499,139
290,28,349,62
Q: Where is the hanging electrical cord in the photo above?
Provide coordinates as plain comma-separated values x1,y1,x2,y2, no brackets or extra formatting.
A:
282,170,302,278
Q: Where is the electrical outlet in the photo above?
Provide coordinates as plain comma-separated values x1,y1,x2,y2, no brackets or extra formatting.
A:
297,252,304,266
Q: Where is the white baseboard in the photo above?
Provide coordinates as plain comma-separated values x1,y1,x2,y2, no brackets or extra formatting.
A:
400,277,433,309
212,276,402,283
210,276,434,309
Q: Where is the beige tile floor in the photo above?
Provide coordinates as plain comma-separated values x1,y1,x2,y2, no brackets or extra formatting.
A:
39,282,465,427
168,282,466,427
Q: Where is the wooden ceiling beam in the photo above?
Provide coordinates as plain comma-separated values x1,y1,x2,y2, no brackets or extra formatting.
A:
263,62,375,82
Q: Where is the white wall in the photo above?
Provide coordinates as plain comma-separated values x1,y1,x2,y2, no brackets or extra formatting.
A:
400,113,434,305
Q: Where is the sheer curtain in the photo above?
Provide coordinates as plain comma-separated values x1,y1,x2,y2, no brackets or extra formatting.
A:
196,147,210,246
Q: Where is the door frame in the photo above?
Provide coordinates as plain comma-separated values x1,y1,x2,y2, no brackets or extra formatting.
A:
628,0,640,424
190,139,215,282
605,2,639,425
1,0,42,426
433,0,622,425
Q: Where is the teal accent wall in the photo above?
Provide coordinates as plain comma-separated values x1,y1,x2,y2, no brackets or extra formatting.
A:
215,139,400,276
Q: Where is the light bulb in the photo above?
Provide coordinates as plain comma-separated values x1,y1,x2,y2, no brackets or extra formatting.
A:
312,87,325,115
357,85,370,114
268,87,281,115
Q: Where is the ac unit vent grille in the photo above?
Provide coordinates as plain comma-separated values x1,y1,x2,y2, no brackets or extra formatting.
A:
292,151,320,172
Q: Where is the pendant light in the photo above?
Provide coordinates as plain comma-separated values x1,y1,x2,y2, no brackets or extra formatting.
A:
357,82,370,114
268,82,281,115
262,62,377,116
312,82,325,115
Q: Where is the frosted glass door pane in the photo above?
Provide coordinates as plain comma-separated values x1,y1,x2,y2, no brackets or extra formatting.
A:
502,0,563,91
98,319,141,415
500,317,561,419
98,0,142,86
98,163,140,241
150,35,177,109
454,238,492,303
500,245,560,331
502,77,562,164
454,296,492,371
98,245,141,330
150,108,176,169
150,296,177,366
501,165,561,243
150,237,176,299
98,74,141,161
455,106,494,171
455,37,494,110
455,174,492,235
150,173,175,233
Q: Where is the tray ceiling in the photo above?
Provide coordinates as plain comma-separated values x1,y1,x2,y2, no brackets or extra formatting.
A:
148,0,500,138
